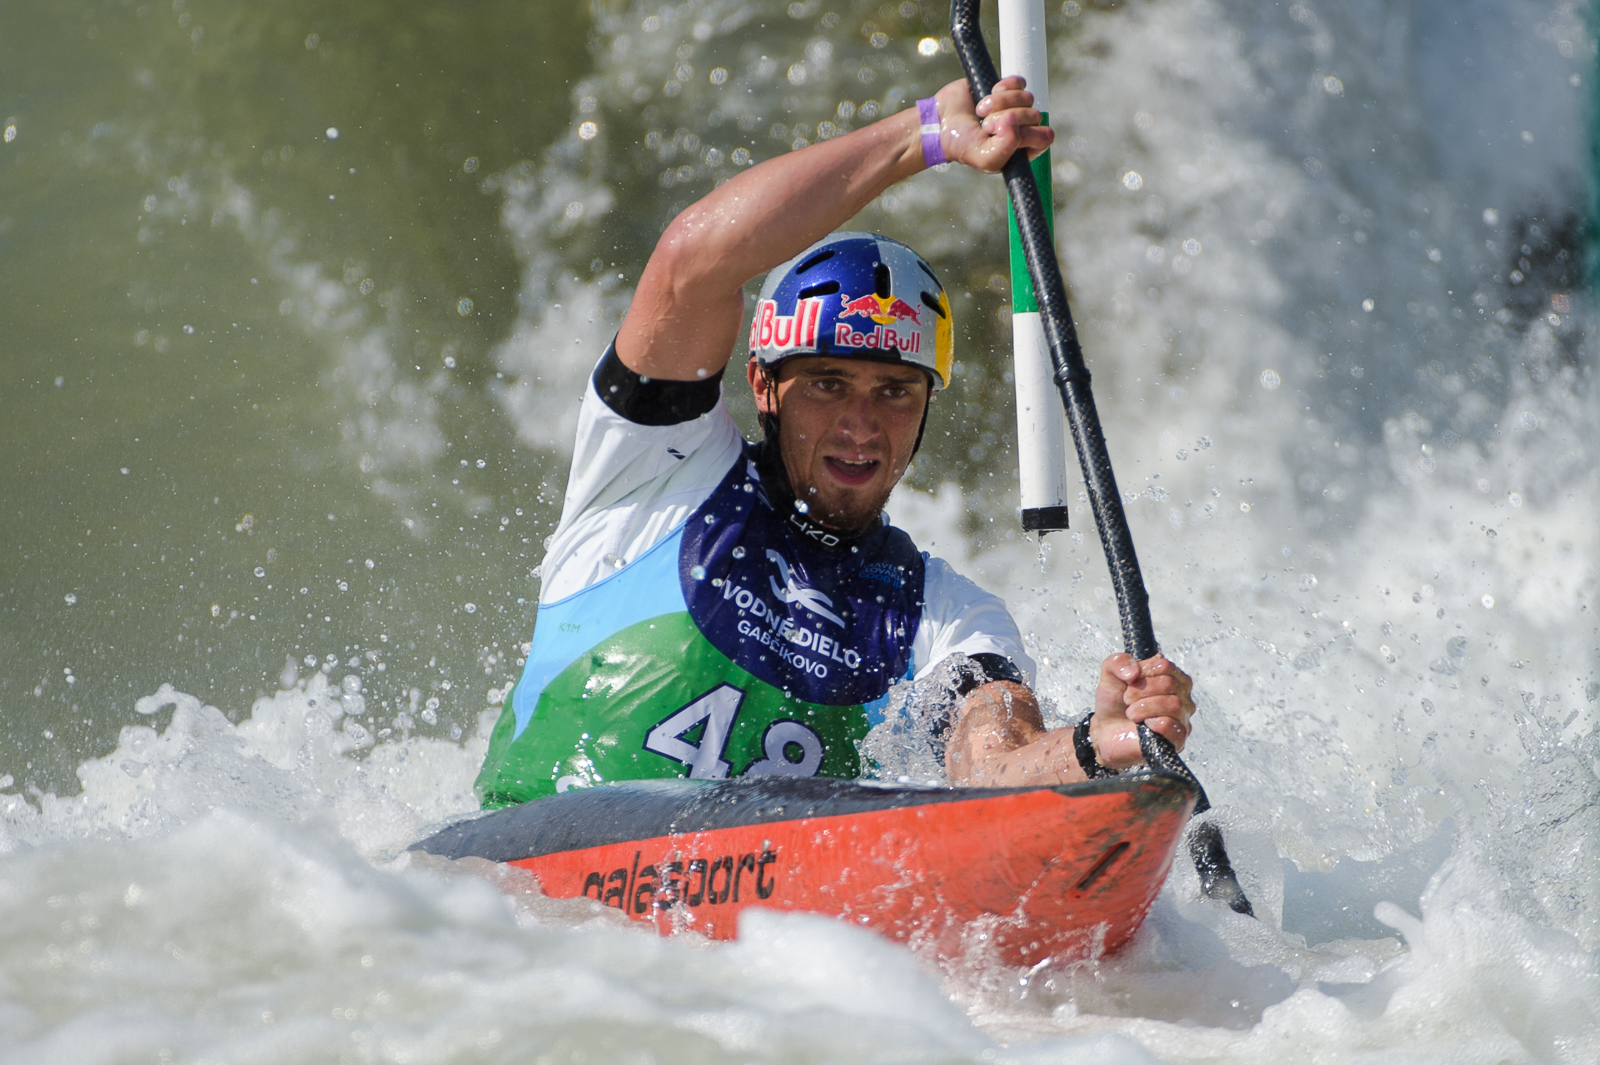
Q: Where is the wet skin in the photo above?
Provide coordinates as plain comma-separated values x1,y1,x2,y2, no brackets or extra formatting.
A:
946,654,1196,787
747,356,931,533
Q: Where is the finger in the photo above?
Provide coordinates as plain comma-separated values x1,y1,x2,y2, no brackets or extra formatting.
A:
1124,693,1187,723
979,89,1038,116
1020,129,1055,159
1136,714,1190,751
1141,657,1194,691
1109,653,1141,682
979,74,1030,96
980,108,1043,136
1137,654,1186,679
1124,670,1180,695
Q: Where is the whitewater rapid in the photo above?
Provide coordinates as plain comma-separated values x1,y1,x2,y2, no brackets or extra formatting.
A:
3,0,1597,1062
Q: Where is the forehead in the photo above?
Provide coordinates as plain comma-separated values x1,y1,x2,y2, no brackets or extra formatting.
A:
775,357,931,389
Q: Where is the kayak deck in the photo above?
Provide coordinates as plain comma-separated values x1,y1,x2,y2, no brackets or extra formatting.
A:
413,774,1196,966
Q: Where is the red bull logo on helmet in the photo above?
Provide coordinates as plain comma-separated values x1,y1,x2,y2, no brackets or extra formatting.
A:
751,297,825,352
832,322,921,353
838,293,922,326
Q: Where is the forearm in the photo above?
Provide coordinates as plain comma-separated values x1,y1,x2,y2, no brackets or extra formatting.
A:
619,107,924,380
945,680,1092,788
662,108,925,291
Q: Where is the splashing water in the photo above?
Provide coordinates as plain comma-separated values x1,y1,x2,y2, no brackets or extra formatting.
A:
3,0,1598,1062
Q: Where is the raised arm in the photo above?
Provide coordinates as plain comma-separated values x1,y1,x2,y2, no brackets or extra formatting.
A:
615,76,1053,382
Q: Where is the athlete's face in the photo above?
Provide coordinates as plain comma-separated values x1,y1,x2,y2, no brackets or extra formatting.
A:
748,356,931,533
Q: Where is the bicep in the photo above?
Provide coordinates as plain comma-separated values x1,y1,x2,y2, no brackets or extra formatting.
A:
616,214,748,382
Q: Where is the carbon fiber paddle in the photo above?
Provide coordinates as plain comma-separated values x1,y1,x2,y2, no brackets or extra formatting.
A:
950,0,1253,916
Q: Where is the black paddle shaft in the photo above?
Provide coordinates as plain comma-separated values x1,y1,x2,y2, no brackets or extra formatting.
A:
948,0,1253,916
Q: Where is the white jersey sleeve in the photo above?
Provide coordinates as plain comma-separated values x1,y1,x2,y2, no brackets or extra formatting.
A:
537,369,744,604
911,555,1037,686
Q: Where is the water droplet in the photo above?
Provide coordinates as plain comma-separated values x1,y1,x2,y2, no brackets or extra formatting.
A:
326,127,339,140
578,121,598,141
1121,170,1143,191
1322,75,1344,95
464,602,477,613
1482,594,1495,609
1260,369,1281,390
456,298,474,316
690,565,707,580
254,567,266,577
732,546,746,559
64,593,77,605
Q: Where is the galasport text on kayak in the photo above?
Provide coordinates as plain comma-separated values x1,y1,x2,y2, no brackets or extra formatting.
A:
581,848,780,913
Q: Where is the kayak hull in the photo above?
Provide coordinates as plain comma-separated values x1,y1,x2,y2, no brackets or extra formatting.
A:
413,774,1195,966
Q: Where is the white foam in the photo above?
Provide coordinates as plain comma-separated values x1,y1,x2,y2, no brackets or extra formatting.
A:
4,0,1595,1059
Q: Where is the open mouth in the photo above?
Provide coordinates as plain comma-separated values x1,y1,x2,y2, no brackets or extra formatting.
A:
823,456,881,486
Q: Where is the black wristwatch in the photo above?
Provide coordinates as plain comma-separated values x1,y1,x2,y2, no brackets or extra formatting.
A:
1072,714,1116,779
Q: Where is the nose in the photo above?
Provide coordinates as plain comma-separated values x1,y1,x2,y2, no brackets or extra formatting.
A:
832,390,883,445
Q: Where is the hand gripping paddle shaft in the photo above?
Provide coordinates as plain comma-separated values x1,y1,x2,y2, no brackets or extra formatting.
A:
949,0,1253,916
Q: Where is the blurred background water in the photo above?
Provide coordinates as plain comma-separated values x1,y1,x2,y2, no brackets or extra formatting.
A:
2,1,1597,1062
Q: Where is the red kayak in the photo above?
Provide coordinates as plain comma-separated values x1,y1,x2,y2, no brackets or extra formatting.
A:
413,774,1196,966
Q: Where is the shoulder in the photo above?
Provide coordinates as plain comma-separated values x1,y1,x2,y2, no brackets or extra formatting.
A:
913,554,1036,685
567,344,745,496
920,554,999,612
541,346,746,600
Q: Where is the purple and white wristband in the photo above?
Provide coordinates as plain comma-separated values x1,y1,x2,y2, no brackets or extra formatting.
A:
917,97,946,167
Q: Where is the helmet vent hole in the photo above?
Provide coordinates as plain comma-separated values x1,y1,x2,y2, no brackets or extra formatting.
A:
917,260,940,285
921,292,946,318
873,263,891,298
797,281,840,300
795,249,836,274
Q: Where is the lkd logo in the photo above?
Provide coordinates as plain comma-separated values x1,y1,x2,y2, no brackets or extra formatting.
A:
765,550,844,628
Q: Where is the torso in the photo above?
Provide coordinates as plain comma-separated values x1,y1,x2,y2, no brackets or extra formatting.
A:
475,445,926,806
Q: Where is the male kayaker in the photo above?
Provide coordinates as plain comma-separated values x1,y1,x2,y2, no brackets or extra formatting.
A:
475,77,1196,807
